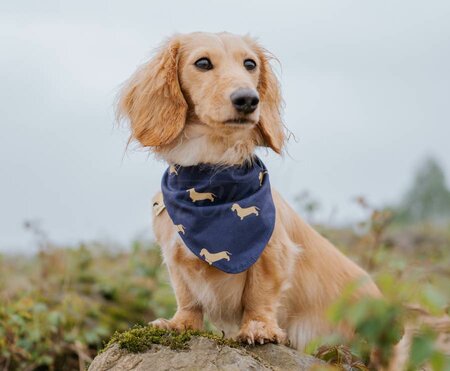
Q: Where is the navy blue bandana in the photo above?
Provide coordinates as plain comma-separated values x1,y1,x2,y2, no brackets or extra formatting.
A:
161,156,276,274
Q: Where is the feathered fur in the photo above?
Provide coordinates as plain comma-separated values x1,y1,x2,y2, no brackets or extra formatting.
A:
118,32,381,349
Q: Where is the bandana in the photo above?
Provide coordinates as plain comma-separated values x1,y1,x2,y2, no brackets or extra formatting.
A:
161,156,276,274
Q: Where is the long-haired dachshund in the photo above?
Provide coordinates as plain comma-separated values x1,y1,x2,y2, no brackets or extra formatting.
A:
117,32,381,350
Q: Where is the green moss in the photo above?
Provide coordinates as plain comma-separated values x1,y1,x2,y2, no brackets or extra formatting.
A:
102,325,240,353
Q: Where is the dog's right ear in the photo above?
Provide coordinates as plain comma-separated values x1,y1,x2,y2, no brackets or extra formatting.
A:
117,36,187,147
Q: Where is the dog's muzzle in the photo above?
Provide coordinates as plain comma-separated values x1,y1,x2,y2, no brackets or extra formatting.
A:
230,88,259,114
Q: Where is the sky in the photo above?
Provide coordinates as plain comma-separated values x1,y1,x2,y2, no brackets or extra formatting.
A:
1,1,449,252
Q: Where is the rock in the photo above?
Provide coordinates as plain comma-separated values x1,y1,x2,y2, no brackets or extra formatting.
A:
89,331,325,371
248,343,325,370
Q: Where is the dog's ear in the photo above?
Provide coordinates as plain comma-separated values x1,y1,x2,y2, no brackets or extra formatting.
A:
117,36,187,147
247,38,285,154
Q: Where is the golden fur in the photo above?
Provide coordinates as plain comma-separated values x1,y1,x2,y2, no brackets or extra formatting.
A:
118,32,381,349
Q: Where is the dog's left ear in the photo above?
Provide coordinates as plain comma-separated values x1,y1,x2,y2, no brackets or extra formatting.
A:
247,38,285,154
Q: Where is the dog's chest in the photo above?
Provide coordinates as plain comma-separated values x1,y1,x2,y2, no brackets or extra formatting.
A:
164,234,246,328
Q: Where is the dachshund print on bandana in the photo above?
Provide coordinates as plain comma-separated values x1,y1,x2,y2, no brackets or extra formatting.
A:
161,156,276,274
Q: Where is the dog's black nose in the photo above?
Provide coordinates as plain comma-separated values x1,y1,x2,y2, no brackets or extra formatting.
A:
230,89,259,114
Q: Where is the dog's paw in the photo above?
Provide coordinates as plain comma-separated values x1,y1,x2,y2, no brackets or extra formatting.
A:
149,316,202,332
149,318,174,330
237,320,287,345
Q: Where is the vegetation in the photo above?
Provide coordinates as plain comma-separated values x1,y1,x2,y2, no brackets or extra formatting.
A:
312,211,450,370
104,326,239,353
0,242,176,370
1,158,449,370
395,157,450,225
1,222,449,370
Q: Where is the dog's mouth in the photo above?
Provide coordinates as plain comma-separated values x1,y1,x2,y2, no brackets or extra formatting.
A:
223,118,257,126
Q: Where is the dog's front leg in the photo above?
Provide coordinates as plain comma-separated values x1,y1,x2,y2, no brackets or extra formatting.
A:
150,266,203,331
237,251,287,345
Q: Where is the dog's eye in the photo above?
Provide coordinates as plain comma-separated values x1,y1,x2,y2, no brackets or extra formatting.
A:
194,57,213,71
243,59,257,71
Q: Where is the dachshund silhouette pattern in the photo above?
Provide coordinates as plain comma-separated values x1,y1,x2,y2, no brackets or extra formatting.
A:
258,171,267,186
231,203,260,220
200,248,232,265
169,165,178,175
176,224,186,234
186,188,216,202
152,192,166,216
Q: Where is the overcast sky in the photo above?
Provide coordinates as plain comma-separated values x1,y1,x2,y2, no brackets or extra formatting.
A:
1,1,449,252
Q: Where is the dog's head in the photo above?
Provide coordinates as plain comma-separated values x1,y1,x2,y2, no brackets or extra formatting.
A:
117,32,285,164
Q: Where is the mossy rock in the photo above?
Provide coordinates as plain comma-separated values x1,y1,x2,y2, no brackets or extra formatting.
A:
89,326,325,371
101,326,240,353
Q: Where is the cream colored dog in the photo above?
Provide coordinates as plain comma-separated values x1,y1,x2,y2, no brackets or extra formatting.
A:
186,188,216,202
231,203,260,220
200,248,232,265
118,32,381,350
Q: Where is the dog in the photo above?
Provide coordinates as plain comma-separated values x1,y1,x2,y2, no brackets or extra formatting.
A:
200,248,232,265
118,32,381,350
231,203,260,220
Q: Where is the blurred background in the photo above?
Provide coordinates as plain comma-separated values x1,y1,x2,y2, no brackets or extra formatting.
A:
1,1,449,370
